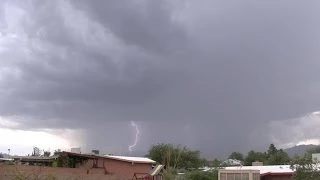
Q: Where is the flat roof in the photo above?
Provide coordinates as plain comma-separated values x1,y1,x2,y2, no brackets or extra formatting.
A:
60,151,95,159
0,158,14,161
224,165,293,176
60,151,156,164
11,156,58,162
104,155,156,164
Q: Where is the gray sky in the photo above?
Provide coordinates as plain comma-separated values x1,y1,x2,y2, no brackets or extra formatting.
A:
1,0,320,158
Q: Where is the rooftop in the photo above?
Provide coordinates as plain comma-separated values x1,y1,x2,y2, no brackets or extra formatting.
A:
12,156,58,160
104,155,156,164
60,151,156,164
0,158,14,161
224,165,293,175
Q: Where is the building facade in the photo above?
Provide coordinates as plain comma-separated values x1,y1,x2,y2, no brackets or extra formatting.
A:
220,165,293,180
219,169,260,180
59,151,157,179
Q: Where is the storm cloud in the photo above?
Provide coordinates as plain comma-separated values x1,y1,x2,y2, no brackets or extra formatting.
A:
1,0,320,158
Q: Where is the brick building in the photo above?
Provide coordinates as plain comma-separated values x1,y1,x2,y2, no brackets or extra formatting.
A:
59,151,157,179
0,152,160,179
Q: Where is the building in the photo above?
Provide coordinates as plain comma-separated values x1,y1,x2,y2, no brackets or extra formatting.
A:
59,151,158,179
1,151,160,180
0,158,13,165
11,156,58,166
219,169,260,180
221,165,294,180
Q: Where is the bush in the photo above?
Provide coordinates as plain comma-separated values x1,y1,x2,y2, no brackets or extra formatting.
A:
187,171,218,180
162,169,176,180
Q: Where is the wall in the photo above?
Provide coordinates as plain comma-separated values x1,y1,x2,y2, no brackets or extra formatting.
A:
0,158,153,180
219,169,260,180
82,158,153,179
104,158,152,179
261,174,292,180
0,165,118,180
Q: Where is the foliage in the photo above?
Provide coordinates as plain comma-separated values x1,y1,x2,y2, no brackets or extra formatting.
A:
56,157,63,167
266,148,290,165
53,149,61,156
0,153,3,158
307,145,320,154
244,144,291,165
51,160,58,167
68,156,88,168
187,171,218,180
209,159,222,168
228,152,244,161
201,158,209,167
147,143,202,169
162,169,176,180
291,154,320,180
43,151,51,157
32,147,41,157
267,144,277,155
244,150,268,165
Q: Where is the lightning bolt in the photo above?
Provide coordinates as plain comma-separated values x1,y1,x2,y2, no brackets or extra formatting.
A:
128,121,140,154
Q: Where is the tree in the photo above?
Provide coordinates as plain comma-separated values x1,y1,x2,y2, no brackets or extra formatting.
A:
147,143,202,169
53,149,61,156
267,144,278,156
43,151,51,157
307,145,320,154
187,171,218,180
228,152,244,161
266,144,291,165
244,150,267,165
210,159,222,168
244,144,291,166
32,147,41,156
291,154,320,180
267,148,290,165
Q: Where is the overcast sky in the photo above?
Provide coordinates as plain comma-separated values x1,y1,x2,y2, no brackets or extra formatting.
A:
1,0,320,158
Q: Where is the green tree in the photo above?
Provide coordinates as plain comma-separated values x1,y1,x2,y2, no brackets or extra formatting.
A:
228,152,244,161
187,171,218,180
244,150,267,165
291,154,320,180
307,145,320,154
267,148,291,165
210,158,222,168
244,144,291,166
147,143,202,169
267,144,278,156
265,144,291,165
43,151,51,157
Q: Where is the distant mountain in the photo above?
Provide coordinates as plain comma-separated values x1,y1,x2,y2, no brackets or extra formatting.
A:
284,144,318,157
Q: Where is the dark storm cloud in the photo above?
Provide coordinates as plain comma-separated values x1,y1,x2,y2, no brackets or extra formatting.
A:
1,0,320,157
